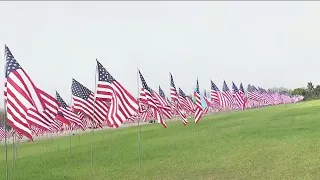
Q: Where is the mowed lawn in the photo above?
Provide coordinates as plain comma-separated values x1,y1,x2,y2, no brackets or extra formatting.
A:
1,100,320,180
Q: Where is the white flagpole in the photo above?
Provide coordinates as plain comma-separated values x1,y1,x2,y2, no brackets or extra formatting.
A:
3,45,9,180
69,86,73,158
136,68,141,168
90,59,99,176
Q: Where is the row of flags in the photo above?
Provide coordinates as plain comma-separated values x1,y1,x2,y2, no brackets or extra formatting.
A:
0,45,303,141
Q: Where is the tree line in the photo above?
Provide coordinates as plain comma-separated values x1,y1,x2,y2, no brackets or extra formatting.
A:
292,82,320,101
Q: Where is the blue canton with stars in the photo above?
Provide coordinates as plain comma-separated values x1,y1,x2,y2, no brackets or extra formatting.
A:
195,79,200,94
170,73,177,90
247,84,253,92
239,83,244,92
251,85,258,91
5,45,22,78
211,80,220,91
159,86,166,99
223,81,230,92
97,60,116,83
179,88,187,98
56,91,68,108
232,82,239,93
71,79,92,100
138,70,151,93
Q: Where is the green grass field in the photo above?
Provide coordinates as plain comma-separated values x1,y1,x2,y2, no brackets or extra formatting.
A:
1,100,320,180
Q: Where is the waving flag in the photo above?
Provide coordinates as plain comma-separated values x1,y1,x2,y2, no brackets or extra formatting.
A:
4,45,49,140
222,81,234,109
95,60,138,128
169,73,187,125
71,79,104,127
56,91,85,130
179,88,194,114
210,80,224,109
239,83,246,109
138,70,166,128
194,78,203,123
158,86,172,119
232,82,245,110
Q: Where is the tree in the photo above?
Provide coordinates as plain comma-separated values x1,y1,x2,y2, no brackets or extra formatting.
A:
314,85,320,96
307,82,314,92
292,88,307,96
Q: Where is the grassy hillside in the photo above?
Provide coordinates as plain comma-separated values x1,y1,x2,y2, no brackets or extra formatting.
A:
1,100,320,180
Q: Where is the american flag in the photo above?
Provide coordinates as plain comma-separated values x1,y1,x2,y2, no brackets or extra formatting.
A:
169,73,187,125
232,82,245,110
30,126,43,136
202,91,211,114
149,87,171,119
25,106,52,131
71,79,95,119
141,106,153,122
194,79,203,123
95,60,138,128
157,86,172,119
71,79,104,127
170,73,179,101
0,126,9,141
239,83,246,109
257,87,268,105
56,91,85,130
4,45,50,140
138,70,166,128
178,88,195,114
222,81,234,109
36,88,63,132
247,85,263,103
259,87,274,105
210,80,224,109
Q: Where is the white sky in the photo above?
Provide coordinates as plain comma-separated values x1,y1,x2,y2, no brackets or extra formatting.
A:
0,1,319,105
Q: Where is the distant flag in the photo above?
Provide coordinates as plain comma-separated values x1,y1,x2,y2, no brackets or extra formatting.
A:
193,78,203,123
71,79,95,119
195,89,208,109
0,126,9,141
232,82,245,110
247,85,262,102
169,73,187,125
239,83,246,108
56,91,85,130
158,86,173,119
179,88,195,114
170,73,179,101
210,80,224,108
71,79,104,127
221,81,234,109
201,93,211,115
138,70,166,128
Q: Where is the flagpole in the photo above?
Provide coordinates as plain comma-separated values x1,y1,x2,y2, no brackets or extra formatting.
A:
136,68,141,169
169,73,175,151
57,132,60,153
90,60,99,176
15,135,19,169
12,132,15,180
69,88,73,159
69,127,72,158
3,45,9,180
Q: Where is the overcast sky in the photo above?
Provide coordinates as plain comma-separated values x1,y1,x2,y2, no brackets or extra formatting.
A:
0,1,319,105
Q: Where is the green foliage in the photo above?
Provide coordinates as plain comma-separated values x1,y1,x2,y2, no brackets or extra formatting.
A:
292,88,307,96
2,100,320,179
292,82,320,101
